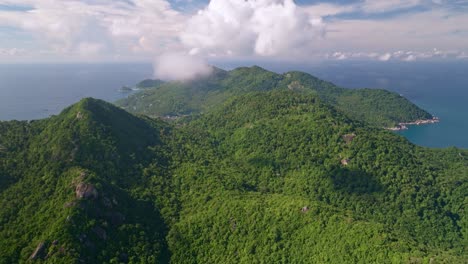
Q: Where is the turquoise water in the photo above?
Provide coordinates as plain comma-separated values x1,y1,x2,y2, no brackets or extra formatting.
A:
299,61,468,149
307,61,468,149
395,89,468,149
1,61,467,149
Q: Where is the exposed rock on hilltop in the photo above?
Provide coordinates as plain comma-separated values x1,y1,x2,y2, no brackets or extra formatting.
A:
75,183,98,199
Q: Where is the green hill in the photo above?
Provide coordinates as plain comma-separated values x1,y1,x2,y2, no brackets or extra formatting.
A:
136,79,165,89
167,90,466,263
116,66,432,127
0,87,466,263
0,98,173,263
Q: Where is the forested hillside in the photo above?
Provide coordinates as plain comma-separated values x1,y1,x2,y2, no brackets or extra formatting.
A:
117,66,432,127
0,99,173,263
167,91,466,263
0,91,466,263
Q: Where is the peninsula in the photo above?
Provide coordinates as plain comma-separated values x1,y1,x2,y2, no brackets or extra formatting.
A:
386,116,440,131
117,66,434,128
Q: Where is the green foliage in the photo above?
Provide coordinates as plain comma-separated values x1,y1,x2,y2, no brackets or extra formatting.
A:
136,79,165,89
0,98,172,263
165,91,466,263
0,90,466,263
117,66,432,127
335,89,432,126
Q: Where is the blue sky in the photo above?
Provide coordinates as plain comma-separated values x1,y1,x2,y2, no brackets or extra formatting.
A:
0,0,467,62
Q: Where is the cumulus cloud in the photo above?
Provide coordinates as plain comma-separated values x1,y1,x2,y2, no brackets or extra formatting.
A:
326,49,468,62
330,52,348,60
303,3,357,17
402,54,416,61
180,0,325,58
457,52,468,59
1,0,468,64
153,53,213,81
0,47,25,56
361,0,421,13
0,0,184,60
378,53,392,61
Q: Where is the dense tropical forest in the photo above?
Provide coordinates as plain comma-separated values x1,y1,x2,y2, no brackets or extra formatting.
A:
117,66,433,127
0,67,466,263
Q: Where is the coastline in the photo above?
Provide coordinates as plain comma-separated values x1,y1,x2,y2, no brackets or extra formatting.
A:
386,117,440,131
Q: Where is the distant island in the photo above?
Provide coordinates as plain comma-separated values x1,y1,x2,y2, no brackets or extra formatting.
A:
0,66,466,263
118,85,134,92
117,66,434,128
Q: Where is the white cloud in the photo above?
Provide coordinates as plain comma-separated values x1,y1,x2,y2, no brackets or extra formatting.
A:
402,54,416,61
180,0,325,58
0,47,25,56
330,52,348,60
378,53,392,61
326,49,468,62
0,0,185,60
153,52,213,81
0,0,467,63
457,52,468,59
321,9,468,53
303,3,357,17
77,42,105,56
361,0,422,13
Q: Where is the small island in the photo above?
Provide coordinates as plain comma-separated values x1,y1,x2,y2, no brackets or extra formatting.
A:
118,86,134,92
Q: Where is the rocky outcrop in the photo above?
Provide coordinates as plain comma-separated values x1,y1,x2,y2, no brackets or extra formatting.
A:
342,133,356,144
30,242,46,260
75,183,98,200
287,81,304,91
64,201,77,208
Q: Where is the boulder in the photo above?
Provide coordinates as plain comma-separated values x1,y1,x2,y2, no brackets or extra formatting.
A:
75,183,98,199
342,133,356,144
341,159,350,166
30,242,46,260
64,201,77,208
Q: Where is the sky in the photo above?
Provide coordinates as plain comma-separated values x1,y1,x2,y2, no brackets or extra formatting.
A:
1,0,468,64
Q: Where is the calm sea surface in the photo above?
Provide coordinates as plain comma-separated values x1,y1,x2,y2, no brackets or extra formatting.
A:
1,61,467,149
0,63,152,121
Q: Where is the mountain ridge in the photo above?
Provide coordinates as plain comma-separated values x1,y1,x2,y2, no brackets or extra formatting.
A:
0,78,466,263
116,65,433,127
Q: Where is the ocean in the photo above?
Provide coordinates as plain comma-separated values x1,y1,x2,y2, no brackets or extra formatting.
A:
0,63,152,121
1,61,467,149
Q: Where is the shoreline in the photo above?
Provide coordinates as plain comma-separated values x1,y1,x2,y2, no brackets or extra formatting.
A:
386,117,440,131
